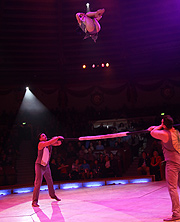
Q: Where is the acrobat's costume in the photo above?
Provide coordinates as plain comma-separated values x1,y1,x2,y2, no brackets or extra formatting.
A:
79,22,98,43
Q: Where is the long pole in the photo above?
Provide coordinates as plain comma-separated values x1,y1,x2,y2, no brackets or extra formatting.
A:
62,124,180,142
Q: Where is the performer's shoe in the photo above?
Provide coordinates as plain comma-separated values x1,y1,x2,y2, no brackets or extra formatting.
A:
163,215,180,221
51,195,61,201
32,202,39,207
97,8,105,15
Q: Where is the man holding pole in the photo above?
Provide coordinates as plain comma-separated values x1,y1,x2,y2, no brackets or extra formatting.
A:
148,115,180,221
32,133,64,207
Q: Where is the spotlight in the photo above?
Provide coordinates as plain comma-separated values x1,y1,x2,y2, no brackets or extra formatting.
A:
92,64,95,68
86,3,90,12
101,63,105,68
83,65,86,69
106,63,110,67
26,87,29,91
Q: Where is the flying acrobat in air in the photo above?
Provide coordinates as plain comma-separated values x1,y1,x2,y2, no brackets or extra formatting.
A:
76,8,105,43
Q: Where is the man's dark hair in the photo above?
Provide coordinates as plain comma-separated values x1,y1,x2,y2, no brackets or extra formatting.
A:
163,115,174,129
38,133,43,140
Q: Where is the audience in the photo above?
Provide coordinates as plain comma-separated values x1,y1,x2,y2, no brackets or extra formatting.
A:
150,150,161,181
70,159,80,180
104,155,114,178
137,151,151,176
80,159,91,179
96,140,104,151
0,106,179,185
57,161,69,181
89,142,95,152
128,134,140,159
110,152,119,177
92,159,101,178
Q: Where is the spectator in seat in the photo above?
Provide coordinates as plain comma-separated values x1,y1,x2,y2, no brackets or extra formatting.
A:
150,150,162,181
96,140,104,151
80,159,90,179
137,151,151,175
70,159,80,180
103,155,113,178
92,159,101,178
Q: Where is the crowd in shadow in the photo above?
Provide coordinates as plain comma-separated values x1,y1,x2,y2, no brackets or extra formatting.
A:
50,139,130,181
0,106,180,185
0,135,17,185
49,134,165,182
138,150,163,181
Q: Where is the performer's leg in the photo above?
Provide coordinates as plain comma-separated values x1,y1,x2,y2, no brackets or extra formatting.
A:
32,164,43,205
86,9,105,19
84,16,96,33
165,161,180,218
84,16,101,33
44,164,56,198
85,8,104,32
93,18,101,32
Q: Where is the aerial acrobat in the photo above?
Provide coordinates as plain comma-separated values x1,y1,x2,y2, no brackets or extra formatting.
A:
76,7,105,43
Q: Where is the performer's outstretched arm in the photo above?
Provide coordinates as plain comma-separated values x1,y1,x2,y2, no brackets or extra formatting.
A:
148,124,168,143
76,13,85,25
38,136,64,150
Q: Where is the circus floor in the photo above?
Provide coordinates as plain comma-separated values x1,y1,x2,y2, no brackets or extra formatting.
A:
0,180,179,222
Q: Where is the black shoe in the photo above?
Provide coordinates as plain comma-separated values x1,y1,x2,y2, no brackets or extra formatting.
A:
32,202,39,207
51,195,61,201
164,215,180,221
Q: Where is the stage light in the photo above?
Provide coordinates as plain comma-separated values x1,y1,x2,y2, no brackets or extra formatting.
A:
82,62,110,69
0,189,11,196
13,187,34,194
86,3,90,12
19,87,50,113
60,183,82,190
106,63,110,67
83,181,105,188
40,185,49,191
161,113,165,116
106,179,128,185
26,87,29,91
130,178,152,183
